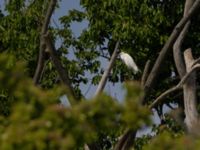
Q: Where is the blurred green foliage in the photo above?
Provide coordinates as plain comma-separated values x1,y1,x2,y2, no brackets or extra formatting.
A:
0,0,200,149
0,54,150,149
143,131,200,150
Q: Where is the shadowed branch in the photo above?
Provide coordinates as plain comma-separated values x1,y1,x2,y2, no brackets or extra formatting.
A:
33,0,57,85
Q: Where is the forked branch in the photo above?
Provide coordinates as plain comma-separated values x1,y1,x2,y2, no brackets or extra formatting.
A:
143,0,200,103
150,63,200,109
173,0,194,77
115,1,200,149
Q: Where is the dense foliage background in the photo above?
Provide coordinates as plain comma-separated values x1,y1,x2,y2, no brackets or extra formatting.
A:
0,0,200,149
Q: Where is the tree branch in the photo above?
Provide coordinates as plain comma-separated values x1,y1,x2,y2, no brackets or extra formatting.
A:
192,57,200,67
150,86,182,109
143,0,200,103
150,63,200,109
114,129,136,150
94,41,120,96
183,48,199,133
33,0,57,85
173,0,194,78
88,41,120,150
114,2,200,148
173,22,188,77
141,60,151,87
44,33,79,104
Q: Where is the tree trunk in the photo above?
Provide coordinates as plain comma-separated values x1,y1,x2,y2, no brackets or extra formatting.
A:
183,48,199,133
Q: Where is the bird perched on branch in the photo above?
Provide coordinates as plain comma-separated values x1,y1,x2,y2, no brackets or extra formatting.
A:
119,51,139,74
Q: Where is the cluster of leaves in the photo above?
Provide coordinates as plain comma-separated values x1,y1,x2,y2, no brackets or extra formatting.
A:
0,0,45,75
143,131,200,150
0,53,150,149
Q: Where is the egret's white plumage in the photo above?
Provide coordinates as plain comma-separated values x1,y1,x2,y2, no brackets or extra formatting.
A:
119,52,139,74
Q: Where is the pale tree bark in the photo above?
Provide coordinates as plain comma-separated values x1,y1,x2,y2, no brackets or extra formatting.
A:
114,1,200,149
144,0,200,100
173,0,199,134
152,0,195,109
173,0,194,78
94,41,120,96
183,48,199,133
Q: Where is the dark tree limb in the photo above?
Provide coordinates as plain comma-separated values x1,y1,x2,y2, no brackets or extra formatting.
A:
141,60,151,87
143,0,200,103
114,129,136,150
44,33,78,104
94,41,120,96
33,0,57,85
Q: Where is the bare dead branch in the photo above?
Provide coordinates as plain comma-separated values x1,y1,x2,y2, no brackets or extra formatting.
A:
114,129,136,150
173,0,194,77
150,63,200,109
115,2,200,148
192,57,200,67
114,2,200,149
94,41,120,96
143,0,200,103
141,60,151,87
44,33,79,104
33,0,57,85
172,22,188,77
150,86,182,109
88,41,120,150
183,48,199,133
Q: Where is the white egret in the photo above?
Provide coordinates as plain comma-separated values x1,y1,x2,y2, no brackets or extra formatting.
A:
119,51,139,74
